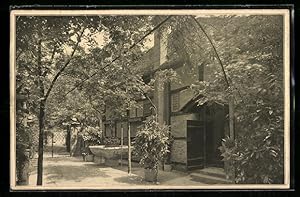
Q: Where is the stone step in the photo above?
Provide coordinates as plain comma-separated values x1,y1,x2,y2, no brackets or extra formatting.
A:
196,167,227,179
189,172,232,184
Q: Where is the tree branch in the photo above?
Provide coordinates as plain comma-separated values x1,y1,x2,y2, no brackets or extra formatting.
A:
60,16,172,99
190,16,245,103
42,45,57,77
190,16,230,87
88,96,103,115
44,28,85,101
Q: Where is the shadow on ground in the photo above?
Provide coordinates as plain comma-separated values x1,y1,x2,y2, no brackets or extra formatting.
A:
112,166,190,185
113,175,161,185
29,155,216,186
42,158,110,183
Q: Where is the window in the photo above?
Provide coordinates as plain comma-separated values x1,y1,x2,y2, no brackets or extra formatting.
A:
198,63,204,81
171,92,180,111
143,100,152,117
129,107,137,118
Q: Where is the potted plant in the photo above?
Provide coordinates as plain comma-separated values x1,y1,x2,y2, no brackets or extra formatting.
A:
80,126,103,161
163,135,174,172
133,116,171,182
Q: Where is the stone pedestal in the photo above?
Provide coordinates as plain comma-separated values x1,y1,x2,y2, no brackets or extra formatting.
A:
84,154,94,162
94,156,105,165
105,158,119,167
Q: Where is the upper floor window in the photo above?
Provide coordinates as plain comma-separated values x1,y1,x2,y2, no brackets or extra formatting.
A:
129,107,137,118
198,63,204,81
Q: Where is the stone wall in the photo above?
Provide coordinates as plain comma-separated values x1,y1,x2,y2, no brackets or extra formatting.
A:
170,63,199,91
170,139,187,164
170,113,199,169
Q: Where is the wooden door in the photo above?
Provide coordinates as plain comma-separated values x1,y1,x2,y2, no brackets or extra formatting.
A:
187,120,206,170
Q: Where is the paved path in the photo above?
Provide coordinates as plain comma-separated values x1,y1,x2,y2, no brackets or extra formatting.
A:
28,154,217,189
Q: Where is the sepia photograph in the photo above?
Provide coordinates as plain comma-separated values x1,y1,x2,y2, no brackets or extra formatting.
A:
10,9,291,190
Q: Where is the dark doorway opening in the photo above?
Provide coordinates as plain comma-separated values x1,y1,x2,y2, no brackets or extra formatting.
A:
185,103,227,170
205,104,226,168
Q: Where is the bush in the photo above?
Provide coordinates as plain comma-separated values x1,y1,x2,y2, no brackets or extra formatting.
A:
219,127,284,184
103,137,121,147
133,116,171,169
81,126,103,146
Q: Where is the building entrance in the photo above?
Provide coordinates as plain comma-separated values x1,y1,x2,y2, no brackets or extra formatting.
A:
186,104,227,170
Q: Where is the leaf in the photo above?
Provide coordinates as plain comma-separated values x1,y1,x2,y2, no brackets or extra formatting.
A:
253,116,259,122
37,97,45,102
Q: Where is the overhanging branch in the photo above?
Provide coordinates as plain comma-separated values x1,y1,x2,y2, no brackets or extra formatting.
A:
44,28,85,101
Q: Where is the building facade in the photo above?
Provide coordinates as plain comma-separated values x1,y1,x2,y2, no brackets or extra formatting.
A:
102,21,230,171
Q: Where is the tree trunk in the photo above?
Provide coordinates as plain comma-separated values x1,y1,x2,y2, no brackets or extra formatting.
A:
66,125,71,152
37,100,45,185
36,38,45,186
35,28,84,186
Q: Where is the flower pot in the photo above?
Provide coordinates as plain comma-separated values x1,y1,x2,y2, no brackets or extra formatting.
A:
144,168,158,182
164,164,172,172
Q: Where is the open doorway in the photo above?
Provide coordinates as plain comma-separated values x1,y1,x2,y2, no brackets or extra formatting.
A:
186,103,227,170
205,103,226,168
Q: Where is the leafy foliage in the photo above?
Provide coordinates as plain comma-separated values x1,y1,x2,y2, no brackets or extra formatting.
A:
15,15,155,184
219,132,283,184
180,15,285,183
80,126,103,146
133,116,171,169
103,137,121,147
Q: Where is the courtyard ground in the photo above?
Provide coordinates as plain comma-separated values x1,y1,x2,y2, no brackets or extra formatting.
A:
27,153,230,189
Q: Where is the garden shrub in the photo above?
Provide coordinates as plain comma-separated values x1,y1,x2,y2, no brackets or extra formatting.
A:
133,116,171,169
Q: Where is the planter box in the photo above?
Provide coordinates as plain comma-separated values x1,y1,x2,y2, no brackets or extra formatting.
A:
89,145,130,159
89,145,131,166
